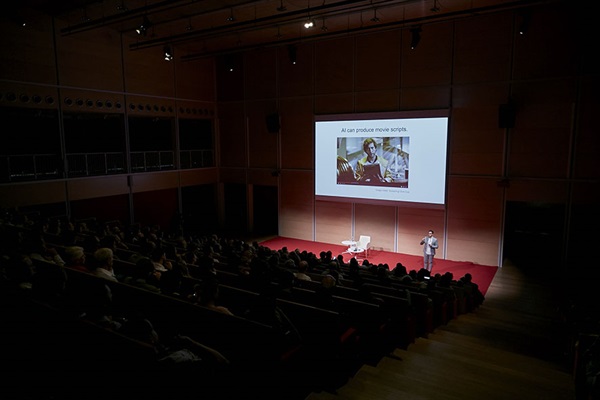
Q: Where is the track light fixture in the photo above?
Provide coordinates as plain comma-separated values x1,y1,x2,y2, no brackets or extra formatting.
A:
163,45,173,61
304,19,314,29
518,11,531,35
226,8,235,22
410,26,421,50
370,9,380,22
136,15,151,36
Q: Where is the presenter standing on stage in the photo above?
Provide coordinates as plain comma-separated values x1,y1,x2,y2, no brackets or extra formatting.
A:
420,230,438,272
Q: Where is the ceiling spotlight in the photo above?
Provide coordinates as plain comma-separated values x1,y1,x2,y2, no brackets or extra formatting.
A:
410,27,421,50
164,45,173,61
321,19,328,31
304,19,314,29
136,15,151,36
430,0,440,12
185,18,193,31
277,0,287,12
116,1,128,11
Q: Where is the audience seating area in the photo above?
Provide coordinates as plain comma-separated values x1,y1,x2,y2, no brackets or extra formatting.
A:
2,209,594,399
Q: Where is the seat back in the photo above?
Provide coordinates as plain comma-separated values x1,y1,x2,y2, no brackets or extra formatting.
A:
358,235,371,252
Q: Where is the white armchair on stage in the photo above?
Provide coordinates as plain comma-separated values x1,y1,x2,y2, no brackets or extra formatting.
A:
356,235,371,258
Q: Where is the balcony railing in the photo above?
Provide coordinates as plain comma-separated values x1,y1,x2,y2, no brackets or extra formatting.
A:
0,154,62,182
67,152,126,177
1,149,214,183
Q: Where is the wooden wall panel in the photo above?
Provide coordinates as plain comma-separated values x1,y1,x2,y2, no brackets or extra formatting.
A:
400,86,450,110
314,37,354,95
279,170,313,240
132,188,179,229
397,207,445,257
218,102,247,168
219,168,247,184
180,169,219,187
401,22,453,88
57,28,123,91
315,200,352,246
446,177,503,266
247,169,278,186
354,90,399,113
354,203,396,253
512,3,578,81
508,79,576,178
67,176,129,201
453,12,513,84
450,83,508,176
279,42,313,98
314,93,354,115
247,100,278,169
505,179,569,204
355,31,401,92
0,12,56,84
176,58,215,101
122,42,175,97
216,54,244,101
129,171,179,193
280,97,314,170
0,181,67,208
244,48,277,100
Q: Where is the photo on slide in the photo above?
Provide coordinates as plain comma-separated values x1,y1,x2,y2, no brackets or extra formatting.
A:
336,136,409,188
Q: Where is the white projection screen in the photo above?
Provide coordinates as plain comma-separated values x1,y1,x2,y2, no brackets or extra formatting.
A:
315,110,449,208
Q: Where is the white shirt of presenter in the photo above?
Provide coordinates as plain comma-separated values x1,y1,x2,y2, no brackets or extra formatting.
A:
425,236,433,255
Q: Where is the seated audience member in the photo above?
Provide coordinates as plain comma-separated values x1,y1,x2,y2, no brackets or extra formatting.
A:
195,278,234,316
151,246,172,273
90,247,118,282
459,272,485,307
294,260,312,282
63,246,89,273
123,257,161,293
159,260,186,297
120,314,230,389
314,274,337,308
24,234,65,267
244,284,302,351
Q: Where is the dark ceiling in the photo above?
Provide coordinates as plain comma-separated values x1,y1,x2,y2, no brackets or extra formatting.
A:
15,0,542,61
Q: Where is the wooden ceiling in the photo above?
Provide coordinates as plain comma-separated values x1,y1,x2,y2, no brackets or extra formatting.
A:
15,0,543,61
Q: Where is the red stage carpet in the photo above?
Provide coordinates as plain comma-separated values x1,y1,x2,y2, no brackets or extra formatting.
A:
259,236,498,296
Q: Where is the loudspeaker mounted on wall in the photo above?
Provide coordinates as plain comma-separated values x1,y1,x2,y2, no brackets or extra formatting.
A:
498,103,516,128
266,113,280,133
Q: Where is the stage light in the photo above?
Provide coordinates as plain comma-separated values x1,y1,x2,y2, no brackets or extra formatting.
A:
164,45,173,61
136,15,151,36
410,27,421,50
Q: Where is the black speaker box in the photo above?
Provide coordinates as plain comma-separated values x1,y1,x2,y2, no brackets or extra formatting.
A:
266,113,280,133
498,103,516,128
